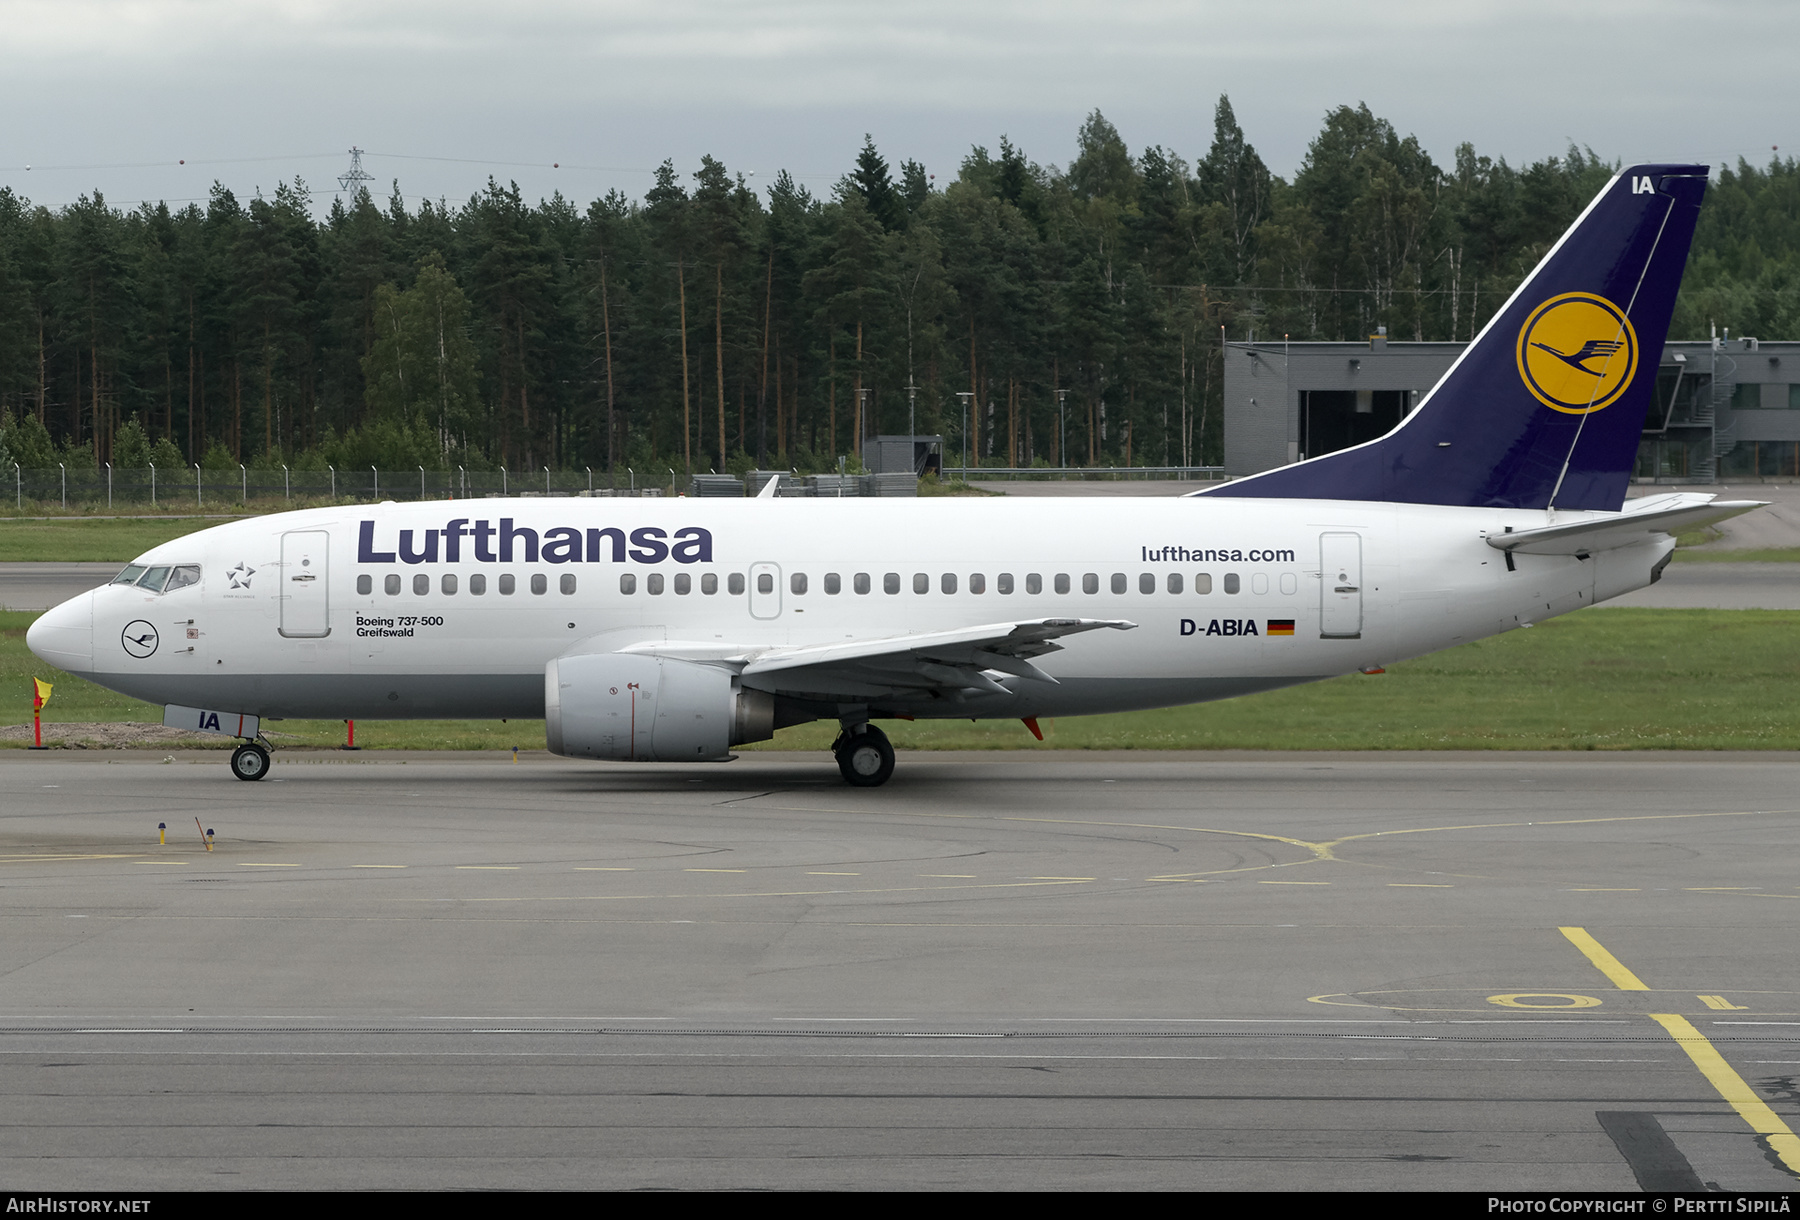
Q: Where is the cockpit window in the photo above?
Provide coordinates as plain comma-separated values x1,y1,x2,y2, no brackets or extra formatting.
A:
112,565,147,586
137,566,173,593
164,565,201,592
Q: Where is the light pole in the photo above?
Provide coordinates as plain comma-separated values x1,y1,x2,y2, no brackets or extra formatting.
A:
282,463,289,501
906,380,918,476
239,463,246,504
1056,389,1069,469
328,464,335,500
956,392,973,476
856,388,870,462
59,462,65,509
105,462,112,508
149,462,155,506
194,463,201,507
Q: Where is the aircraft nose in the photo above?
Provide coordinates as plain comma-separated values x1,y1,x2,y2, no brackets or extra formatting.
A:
28,590,95,676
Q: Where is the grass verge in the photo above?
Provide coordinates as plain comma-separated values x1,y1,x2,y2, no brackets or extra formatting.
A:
4,607,1797,751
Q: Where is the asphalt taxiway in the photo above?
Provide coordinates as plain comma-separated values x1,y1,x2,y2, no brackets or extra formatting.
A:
1,750,1796,1190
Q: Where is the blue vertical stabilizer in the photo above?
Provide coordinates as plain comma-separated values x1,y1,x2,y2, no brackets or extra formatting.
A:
1203,165,1708,511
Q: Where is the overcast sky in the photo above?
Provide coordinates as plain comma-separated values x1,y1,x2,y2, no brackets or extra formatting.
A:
3,0,1793,215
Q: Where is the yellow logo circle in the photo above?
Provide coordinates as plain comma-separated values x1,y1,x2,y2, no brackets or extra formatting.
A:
1515,292,1639,414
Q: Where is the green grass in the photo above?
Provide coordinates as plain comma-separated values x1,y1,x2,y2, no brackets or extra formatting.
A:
1670,546,1800,563
0,516,256,562
6,607,1798,751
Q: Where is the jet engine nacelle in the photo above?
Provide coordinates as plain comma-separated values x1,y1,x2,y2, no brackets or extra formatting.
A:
544,652,774,762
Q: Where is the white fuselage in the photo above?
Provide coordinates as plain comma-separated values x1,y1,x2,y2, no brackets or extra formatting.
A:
28,495,1671,725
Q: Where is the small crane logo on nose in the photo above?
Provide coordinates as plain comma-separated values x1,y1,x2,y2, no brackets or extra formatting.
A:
121,621,159,659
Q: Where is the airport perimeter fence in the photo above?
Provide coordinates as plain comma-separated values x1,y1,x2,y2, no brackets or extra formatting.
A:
7,464,673,509
941,465,1226,482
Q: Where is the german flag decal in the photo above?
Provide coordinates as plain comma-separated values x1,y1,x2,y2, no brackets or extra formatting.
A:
1266,620,1295,636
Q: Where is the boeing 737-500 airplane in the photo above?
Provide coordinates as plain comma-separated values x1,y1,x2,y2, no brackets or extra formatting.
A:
27,163,1763,786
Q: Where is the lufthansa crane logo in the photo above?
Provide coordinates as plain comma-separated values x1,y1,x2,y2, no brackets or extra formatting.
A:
121,620,159,659
1516,292,1639,415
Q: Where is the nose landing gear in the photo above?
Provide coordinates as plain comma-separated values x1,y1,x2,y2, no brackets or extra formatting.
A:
833,723,895,788
230,741,271,782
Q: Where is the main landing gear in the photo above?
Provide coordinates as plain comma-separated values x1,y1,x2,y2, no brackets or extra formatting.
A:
231,741,271,782
833,723,895,788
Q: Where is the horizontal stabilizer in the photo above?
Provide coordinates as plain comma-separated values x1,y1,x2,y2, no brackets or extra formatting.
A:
1486,494,1764,556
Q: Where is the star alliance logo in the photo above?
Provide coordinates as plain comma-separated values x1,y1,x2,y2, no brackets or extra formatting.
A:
227,562,255,590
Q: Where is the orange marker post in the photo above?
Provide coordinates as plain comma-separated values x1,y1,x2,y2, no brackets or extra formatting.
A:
29,677,52,750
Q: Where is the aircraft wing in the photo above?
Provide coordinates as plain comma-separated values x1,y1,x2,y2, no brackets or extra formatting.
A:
1486,494,1766,556
625,618,1135,699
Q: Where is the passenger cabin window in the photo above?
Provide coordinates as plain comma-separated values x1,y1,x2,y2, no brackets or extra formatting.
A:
757,572,774,594
824,573,841,594
647,573,664,595
1139,573,1155,595
996,573,1013,595
531,574,547,595
912,573,929,594
854,573,871,594
470,574,487,595
413,574,429,595
1054,574,1069,595
357,575,372,595
674,573,691,595
1082,573,1098,595
1194,573,1212,594
702,573,718,595
941,573,957,594
499,574,516,595
1224,573,1241,594
442,574,457,595
620,573,637,594
561,574,577,595
884,573,900,595
1025,573,1041,595
790,572,807,595
385,574,402,595
1167,573,1183,595
1111,573,1127,594
728,573,745,595
1252,573,1269,595
968,573,984,594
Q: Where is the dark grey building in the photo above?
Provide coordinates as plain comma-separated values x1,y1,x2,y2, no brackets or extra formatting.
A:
1224,331,1800,484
